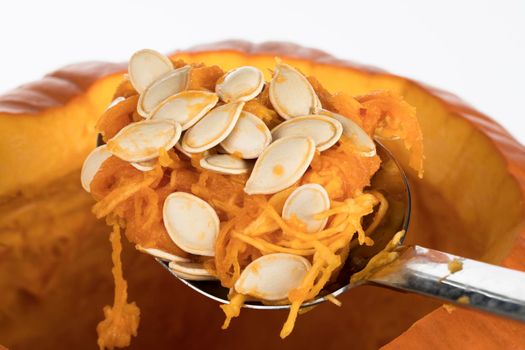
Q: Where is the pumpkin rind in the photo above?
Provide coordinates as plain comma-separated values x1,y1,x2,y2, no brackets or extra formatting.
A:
0,41,524,350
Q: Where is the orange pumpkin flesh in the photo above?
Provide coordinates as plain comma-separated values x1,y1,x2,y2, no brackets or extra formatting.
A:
0,41,524,349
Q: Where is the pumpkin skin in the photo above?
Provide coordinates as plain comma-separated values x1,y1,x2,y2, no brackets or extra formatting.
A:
0,41,524,350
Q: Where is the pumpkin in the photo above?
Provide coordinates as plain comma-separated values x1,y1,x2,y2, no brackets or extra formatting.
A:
0,40,524,350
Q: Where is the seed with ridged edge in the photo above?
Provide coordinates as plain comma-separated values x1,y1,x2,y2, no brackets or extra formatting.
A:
137,66,191,117
80,145,112,192
135,245,190,262
220,111,272,159
181,102,244,153
271,115,342,151
106,119,181,162
234,253,311,301
269,61,320,119
319,109,376,157
282,183,330,233
163,192,220,256
168,261,217,281
216,66,264,103
128,49,173,93
130,158,157,172
199,154,251,175
244,136,316,195
149,90,218,130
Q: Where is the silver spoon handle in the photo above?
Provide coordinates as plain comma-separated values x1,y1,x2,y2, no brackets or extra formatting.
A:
364,245,525,322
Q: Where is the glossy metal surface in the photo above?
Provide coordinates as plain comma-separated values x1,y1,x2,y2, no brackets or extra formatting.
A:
366,245,525,321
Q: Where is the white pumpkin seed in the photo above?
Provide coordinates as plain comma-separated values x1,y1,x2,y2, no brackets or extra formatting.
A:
168,261,217,281
319,109,376,157
169,271,213,281
220,111,272,159
137,66,191,117
135,245,190,262
105,96,126,111
244,136,316,195
271,115,342,151
282,184,330,233
175,141,213,159
128,49,173,93
216,66,264,103
181,102,244,153
314,94,323,111
175,141,192,158
199,154,251,175
234,253,311,301
169,261,216,277
107,119,182,162
130,158,157,172
163,192,220,256
149,90,218,130
269,62,319,119
80,145,112,192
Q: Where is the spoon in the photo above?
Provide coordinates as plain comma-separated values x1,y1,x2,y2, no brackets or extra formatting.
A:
148,141,525,321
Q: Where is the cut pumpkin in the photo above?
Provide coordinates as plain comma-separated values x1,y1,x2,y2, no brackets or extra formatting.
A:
0,41,524,350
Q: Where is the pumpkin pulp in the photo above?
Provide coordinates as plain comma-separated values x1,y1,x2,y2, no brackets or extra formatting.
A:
90,59,423,346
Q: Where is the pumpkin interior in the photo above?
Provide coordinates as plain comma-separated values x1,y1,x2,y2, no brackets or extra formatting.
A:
0,48,523,350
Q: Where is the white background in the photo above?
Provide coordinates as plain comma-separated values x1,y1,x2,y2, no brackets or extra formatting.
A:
1,0,524,143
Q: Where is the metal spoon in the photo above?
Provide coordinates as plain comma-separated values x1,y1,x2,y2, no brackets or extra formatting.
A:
152,142,525,321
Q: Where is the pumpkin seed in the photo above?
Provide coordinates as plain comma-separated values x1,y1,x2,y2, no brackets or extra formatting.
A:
320,109,376,157
244,136,316,195
107,119,182,162
216,66,264,103
282,184,330,233
80,145,112,192
128,49,173,93
234,253,311,301
105,96,126,111
130,158,157,172
199,154,251,175
137,66,191,117
149,90,218,130
135,245,190,262
168,261,217,281
220,111,272,159
163,192,220,256
271,115,342,151
181,102,244,153
269,62,319,119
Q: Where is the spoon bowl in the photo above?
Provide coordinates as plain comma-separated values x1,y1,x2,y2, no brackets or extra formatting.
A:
158,144,525,321
97,133,525,320
158,142,411,309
